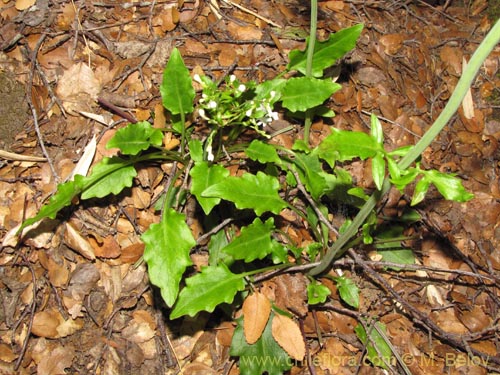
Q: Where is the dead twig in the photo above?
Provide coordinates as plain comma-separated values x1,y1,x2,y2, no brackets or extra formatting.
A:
25,33,59,182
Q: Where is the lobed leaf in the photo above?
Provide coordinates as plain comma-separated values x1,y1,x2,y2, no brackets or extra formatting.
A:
202,172,288,216
281,77,341,113
221,218,279,263
106,121,163,155
319,128,379,161
294,152,338,200
20,176,84,231
21,156,136,231
142,209,195,307
170,264,246,319
190,161,229,214
246,140,282,165
81,157,137,199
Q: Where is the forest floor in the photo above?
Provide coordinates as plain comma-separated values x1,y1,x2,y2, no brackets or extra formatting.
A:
0,0,499,374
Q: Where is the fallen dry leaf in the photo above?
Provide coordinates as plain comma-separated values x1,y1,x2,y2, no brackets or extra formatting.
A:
32,309,62,338
242,292,271,344
271,313,305,361
379,33,405,55
15,0,35,11
36,345,74,375
55,62,101,113
64,222,96,260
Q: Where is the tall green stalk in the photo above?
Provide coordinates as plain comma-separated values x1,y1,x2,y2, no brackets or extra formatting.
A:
309,18,500,276
303,0,318,145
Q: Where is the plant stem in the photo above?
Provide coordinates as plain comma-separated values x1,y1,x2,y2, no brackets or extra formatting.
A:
303,0,318,145
309,18,500,276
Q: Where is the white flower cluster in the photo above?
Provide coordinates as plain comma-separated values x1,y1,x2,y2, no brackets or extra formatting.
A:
194,73,279,135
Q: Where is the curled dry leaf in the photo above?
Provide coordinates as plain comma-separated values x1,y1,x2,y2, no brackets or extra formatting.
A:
64,222,96,260
271,314,305,361
242,292,271,344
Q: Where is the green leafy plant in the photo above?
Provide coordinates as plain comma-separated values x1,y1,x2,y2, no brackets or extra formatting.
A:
19,8,500,374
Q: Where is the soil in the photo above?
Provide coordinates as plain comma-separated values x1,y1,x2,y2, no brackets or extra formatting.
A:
0,0,499,374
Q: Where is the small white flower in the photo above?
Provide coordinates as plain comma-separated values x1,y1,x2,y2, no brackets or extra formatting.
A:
199,108,208,120
237,84,246,92
208,100,217,109
193,74,203,84
246,108,253,117
206,144,214,161
229,74,236,83
270,90,276,100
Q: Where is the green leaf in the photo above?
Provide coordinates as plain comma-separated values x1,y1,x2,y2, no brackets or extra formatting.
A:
208,228,233,266
202,172,288,216
281,77,341,113
142,208,195,307
81,157,137,199
222,218,279,263
355,322,392,370
386,156,401,180
246,140,282,165
287,24,363,77
307,281,331,305
160,47,195,115
20,176,84,230
319,128,379,162
255,78,287,103
231,315,291,375
106,121,163,155
390,167,419,191
378,249,415,271
188,139,204,163
334,276,359,309
190,161,230,214
371,153,385,191
370,114,384,145
170,264,246,319
424,169,474,202
411,176,431,206
293,152,332,200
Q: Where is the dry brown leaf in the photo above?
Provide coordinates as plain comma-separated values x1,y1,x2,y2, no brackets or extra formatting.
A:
271,314,305,361
64,222,96,260
0,343,16,363
182,362,219,375
122,317,156,343
32,309,64,338
379,33,405,55
36,346,74,375
457,306,490,333
15,0,35,11
89,234,121,259
55,62,101,113
440,46,462,76
120,243,145,264
242,292,271,344
56,317,84,338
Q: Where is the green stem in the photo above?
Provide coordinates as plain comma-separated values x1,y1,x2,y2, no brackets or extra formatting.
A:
309,18,500,276
180,112,186,157
303,0,318,145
